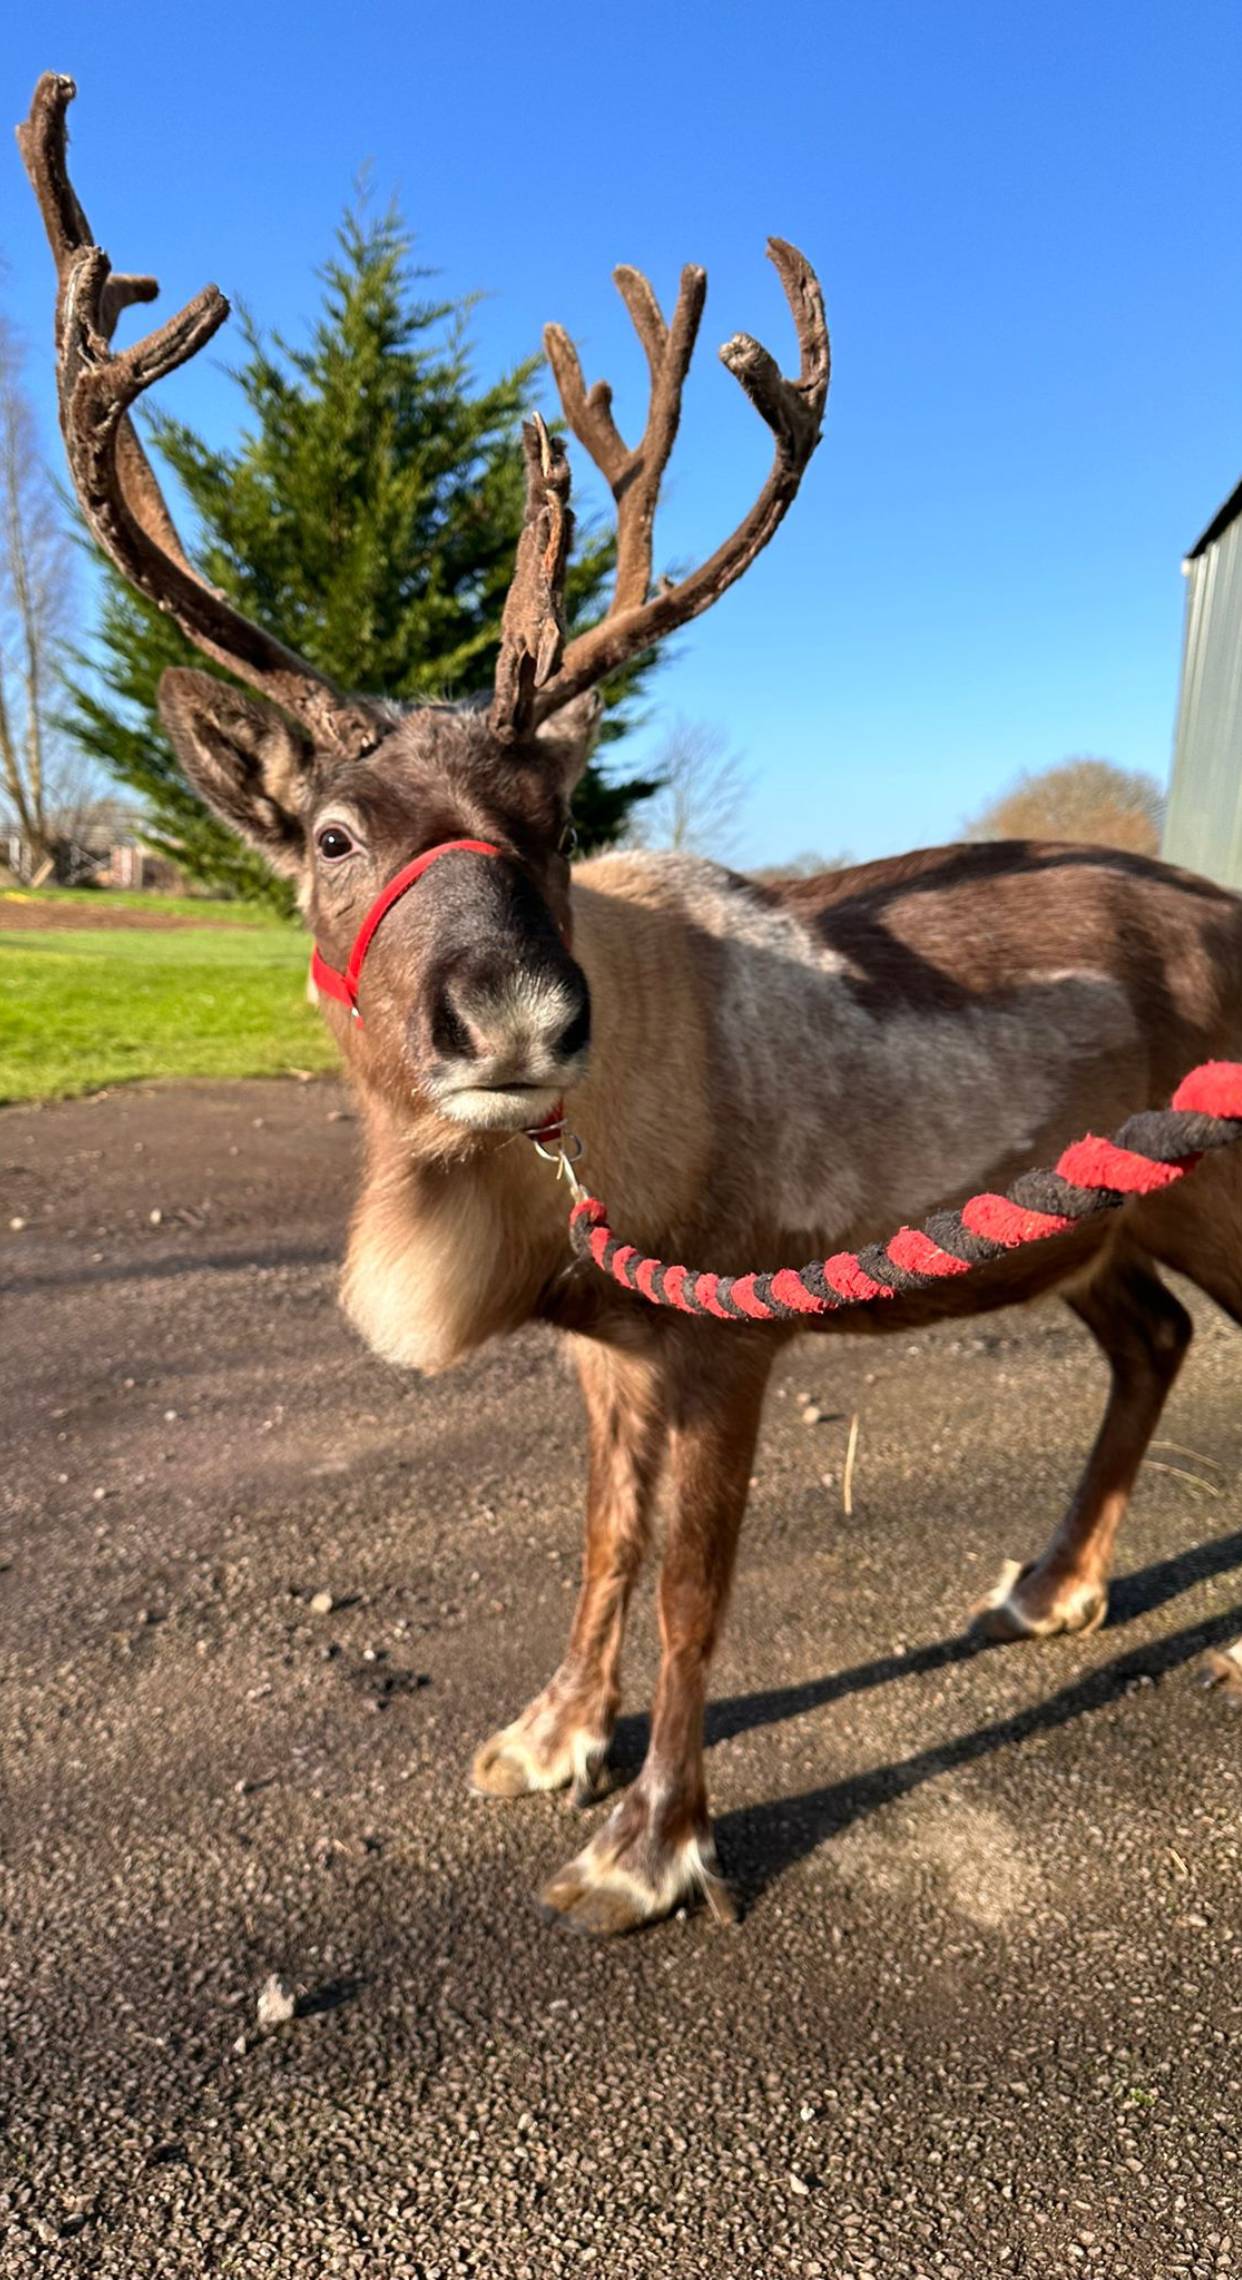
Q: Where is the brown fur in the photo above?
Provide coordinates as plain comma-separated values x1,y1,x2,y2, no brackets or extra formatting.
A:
339,836,1242,1928
30,77,1239,1927
144,696,1242,1931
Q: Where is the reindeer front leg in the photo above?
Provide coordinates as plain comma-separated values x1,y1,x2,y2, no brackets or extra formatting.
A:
538,1330,773,1936
472,1337,665,1804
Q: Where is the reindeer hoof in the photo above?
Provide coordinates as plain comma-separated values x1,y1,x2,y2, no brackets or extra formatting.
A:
1201,1643,1242,1701
471,1732,547,1798
972,1558,1108,1642
537,1805,736,1937
569,1764,611,1810
470,1716,610,1802
537,1860,661,1938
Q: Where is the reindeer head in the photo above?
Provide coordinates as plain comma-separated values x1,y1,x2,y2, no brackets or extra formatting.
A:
20,73,829,1141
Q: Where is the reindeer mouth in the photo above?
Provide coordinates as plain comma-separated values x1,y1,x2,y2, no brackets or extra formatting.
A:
435,1080,568,1133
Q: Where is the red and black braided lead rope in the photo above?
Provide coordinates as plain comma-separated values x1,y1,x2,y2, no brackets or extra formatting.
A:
566,1061,1242,1323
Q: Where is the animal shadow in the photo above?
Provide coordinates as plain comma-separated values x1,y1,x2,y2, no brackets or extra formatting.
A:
611,1526,1242,1906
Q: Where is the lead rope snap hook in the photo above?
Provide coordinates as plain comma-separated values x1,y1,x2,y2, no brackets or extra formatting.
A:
530,1125,586,1204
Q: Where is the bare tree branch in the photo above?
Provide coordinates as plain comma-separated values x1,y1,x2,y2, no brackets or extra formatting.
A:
625,716,755,862
0,312,74,864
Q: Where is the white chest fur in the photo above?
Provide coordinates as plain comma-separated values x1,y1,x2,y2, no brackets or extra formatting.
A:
341,1144,557,1375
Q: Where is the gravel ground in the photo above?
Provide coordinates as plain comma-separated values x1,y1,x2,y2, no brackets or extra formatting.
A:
1,1078,1239,2277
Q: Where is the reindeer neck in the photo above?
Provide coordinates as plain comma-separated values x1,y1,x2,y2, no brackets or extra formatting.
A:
336,858,718,1375
339,1092,562,1375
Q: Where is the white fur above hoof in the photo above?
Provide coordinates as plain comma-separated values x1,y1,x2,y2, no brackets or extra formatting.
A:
538,1818,736,1937
471,1713,609,1801
972,1558,1108,1642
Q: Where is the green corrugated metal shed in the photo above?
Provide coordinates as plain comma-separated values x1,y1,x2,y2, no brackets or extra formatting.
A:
1163,477,1242,888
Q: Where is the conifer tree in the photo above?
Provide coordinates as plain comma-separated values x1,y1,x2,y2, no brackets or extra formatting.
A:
65,198,657,907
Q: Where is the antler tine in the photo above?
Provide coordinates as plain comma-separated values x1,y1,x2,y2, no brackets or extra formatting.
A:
542,329,626,485
17,77,163,348
719,237,829,460
532,237,829,726
611,266,670,376
16,73,382,759
16,73,90,281
543,262,706,621
489,414,574,743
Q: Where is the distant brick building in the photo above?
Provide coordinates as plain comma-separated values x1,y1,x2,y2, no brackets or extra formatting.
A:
4,802,187,891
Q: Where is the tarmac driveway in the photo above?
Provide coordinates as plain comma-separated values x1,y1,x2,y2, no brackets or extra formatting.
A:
1,1079,1239,2276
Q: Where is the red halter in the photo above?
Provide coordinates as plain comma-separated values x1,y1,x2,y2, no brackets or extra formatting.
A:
310,838,503,1025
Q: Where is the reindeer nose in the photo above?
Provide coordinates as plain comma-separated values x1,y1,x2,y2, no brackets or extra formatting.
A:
430,958,591,1081
474,966,591,1072
554,992,591,1063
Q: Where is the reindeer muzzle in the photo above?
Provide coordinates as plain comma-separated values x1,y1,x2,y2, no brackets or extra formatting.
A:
310,839,503,1026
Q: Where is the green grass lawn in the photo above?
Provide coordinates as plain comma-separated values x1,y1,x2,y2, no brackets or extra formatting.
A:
0,922,338,1102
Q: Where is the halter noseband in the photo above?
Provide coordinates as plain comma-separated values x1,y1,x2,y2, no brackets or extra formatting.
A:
310,838,503,1025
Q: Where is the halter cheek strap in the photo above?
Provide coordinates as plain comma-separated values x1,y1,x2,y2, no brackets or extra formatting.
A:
310,838,503,1025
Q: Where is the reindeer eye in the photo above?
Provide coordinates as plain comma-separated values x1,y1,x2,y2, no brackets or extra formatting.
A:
316,824,356,862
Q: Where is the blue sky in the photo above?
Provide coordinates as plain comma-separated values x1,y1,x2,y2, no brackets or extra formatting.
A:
5,2,1239,865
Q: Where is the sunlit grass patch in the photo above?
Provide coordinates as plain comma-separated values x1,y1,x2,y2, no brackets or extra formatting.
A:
0,923,337,1102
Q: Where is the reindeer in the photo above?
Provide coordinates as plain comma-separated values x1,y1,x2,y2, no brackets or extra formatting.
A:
22,73,1242,1936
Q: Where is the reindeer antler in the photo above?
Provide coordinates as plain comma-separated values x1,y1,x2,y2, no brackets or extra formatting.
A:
489,415,574,741
498,238,829,733
544,262,707,624
17,73,383,760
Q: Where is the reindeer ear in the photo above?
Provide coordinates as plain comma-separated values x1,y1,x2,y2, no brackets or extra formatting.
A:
158,668,315,874
532,689,602,797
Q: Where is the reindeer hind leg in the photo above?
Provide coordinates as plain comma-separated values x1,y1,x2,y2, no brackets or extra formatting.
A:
977,1236,1192,1642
